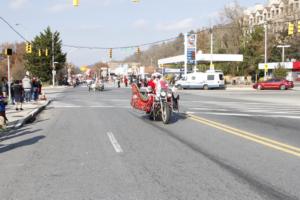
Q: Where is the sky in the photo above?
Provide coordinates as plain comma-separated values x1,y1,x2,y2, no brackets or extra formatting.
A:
0,0,262,67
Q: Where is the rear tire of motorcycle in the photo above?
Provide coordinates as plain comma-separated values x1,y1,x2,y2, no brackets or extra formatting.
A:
162,103,171,124
149,113,154,120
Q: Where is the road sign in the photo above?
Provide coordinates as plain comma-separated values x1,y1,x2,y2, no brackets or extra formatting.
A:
264,64,268,72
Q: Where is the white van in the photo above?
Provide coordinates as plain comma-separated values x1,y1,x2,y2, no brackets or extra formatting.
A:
175,70,225,90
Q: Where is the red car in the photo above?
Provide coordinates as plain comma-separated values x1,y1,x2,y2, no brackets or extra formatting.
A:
253,78,294,90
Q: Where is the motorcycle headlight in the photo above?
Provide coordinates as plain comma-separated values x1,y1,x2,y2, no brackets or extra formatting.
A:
161,91,166,97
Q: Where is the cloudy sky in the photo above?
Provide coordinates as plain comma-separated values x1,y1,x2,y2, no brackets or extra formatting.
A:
0,0,260,66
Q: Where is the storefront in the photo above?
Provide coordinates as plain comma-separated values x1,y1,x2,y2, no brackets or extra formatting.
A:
258,62,300,81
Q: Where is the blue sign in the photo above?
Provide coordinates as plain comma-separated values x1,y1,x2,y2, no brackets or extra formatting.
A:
185,33,197,65
187,48,196,64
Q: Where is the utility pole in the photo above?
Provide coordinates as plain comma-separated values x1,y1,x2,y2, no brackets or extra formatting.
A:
7,55,12,103
210,28,214,71
52,33,56,87
264,22,268,80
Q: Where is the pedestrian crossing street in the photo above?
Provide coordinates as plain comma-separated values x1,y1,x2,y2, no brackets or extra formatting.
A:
183,100,300,120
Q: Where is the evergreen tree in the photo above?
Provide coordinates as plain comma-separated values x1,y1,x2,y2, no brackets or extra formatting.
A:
240,27,265,75
24,27,66,82
273,66,288,79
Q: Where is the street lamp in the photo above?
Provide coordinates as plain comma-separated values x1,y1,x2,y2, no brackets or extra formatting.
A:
277,45,291,63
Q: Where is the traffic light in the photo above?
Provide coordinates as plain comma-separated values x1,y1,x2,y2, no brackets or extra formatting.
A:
298,21,300,33
38,49,42,57
25,42,32,53
4,48,12,56
73,0,79,6
109,48,113,59
45,48,49,56
288,22,294,35
136,47,141,55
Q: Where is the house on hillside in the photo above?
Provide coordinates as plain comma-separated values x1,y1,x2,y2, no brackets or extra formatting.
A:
244,0,300,33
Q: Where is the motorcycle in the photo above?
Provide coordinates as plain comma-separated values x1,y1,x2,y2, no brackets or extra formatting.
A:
89,80,104,92
131,83,179,124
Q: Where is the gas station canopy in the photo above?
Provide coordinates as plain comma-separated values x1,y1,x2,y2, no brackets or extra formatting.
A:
158,52,243,66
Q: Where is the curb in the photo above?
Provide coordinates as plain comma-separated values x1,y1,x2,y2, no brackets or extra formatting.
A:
2,100,52,132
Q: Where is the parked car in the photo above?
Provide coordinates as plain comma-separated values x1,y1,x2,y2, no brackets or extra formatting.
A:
175,70,225,90
253,78,294,90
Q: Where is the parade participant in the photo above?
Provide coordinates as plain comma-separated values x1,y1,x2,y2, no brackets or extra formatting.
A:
153,73,166,96
152,73,179,110
148,74,156,93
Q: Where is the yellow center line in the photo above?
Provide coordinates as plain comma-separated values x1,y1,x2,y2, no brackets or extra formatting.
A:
188,114,300,158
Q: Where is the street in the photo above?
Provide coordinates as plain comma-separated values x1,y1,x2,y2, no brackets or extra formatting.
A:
0,86,300,200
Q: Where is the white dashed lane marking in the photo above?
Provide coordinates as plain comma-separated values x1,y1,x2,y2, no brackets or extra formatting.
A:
107,132,123,153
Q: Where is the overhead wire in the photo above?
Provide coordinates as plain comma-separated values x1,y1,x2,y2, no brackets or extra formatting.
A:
1,15,300,51
62,36,180,50
0,16,29,42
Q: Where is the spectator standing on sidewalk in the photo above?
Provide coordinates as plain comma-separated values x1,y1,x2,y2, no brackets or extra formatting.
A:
1,77,8,97
37,78,42,96
31,77,39,101
22,75,32,102
0,92,8,126
12,80,23,111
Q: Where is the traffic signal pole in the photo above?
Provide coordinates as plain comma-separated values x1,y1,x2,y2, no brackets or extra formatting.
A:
7,55,12,103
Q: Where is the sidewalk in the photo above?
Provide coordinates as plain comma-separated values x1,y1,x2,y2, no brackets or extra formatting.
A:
0,86,66,133
4,100,51,130
225,84,253,91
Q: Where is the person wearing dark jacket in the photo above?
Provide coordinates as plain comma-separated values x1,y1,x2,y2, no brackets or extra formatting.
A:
1,77,8,98
12,80,23,111
32,78,39,101
0,93,8,126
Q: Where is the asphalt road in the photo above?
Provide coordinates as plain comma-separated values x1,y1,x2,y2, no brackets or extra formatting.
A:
0,86,300,200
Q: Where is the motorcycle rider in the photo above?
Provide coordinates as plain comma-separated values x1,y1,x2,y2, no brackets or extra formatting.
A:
148,74,156,93
152,72,179,110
